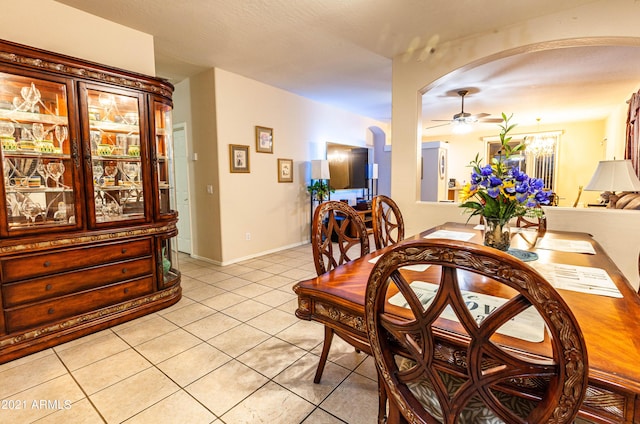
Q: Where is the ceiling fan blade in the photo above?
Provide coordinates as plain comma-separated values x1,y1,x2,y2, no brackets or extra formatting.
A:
425,122,451,129
430,90,501,125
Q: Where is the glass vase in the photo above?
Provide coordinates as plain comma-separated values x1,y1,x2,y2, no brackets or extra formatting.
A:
483,218,511,251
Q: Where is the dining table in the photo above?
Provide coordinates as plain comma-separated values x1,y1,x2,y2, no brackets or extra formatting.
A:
293,222,640,424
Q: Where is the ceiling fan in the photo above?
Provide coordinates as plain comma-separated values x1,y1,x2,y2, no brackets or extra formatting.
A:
426,89,502,130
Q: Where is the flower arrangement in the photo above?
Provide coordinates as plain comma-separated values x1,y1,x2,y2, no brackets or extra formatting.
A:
459,114,552,246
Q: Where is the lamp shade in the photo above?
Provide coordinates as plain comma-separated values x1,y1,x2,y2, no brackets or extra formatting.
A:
367,163,379,179
584,160,640,192
311,159,330,180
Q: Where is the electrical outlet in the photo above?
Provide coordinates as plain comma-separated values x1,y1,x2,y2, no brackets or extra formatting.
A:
245,232,251,240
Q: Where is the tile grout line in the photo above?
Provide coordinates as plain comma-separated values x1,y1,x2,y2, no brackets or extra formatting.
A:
51,347,108,424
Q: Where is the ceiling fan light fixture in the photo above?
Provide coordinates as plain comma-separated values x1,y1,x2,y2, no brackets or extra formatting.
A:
452,120,472,134
452,112,476,124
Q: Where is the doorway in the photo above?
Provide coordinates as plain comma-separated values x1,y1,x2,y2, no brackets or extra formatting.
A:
173,123,192,254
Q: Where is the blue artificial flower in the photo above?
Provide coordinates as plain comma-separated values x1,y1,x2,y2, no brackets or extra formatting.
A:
535,190,551,204
487,186,501,198
480,165,493,176
516,192,529,203
515,181,529,194
471,172,482,184
488,176,502,187
530,178,544,190
511,167,527,182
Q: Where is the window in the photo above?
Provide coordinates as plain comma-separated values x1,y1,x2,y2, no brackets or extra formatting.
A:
484,131,561,191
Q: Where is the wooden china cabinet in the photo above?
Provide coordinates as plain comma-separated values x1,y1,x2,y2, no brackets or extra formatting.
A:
0,39,181,363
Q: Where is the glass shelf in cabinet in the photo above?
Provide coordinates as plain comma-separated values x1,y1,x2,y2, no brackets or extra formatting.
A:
0,110,68,126
2,150,70,159
95,185,143,192
93,154,142,161
6,186,72,193
89,120,139,133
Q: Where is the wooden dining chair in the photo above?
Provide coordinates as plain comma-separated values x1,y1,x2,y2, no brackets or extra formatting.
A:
573,185,583,208
311,200,370,276
371,195,405,250
365,239,588,424
515,210,547,247
515,214,547,233
310,200,387,422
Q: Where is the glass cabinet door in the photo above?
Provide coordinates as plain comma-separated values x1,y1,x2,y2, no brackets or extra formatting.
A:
0,72,79,234
152,100,176,218
158,235,180,288
81,85,148,225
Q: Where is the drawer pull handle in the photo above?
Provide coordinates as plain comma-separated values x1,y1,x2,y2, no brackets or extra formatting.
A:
45,284,52,291
122,248,127,254
48,308,55,315
123,288,129,294
122,268,128,274
43,261,51,267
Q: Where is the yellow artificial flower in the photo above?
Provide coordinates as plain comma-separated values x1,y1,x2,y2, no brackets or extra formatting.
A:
500,180,516,200
459,183,475,202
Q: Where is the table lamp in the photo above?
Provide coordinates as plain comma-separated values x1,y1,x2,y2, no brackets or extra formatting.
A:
584,160,640,208
367,163,378,199
311,159,330,181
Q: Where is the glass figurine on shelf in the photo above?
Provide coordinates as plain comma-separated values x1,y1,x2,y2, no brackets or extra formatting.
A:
162,247,171,276
54,125,68,153
54,202,67,223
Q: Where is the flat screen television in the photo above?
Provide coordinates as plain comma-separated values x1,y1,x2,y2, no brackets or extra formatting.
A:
326,142,369,190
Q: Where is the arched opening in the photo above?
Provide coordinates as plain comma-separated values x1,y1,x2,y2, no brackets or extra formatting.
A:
418,38,640,206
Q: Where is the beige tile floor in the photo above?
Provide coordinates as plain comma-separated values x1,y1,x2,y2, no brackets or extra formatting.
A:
0,244,379,424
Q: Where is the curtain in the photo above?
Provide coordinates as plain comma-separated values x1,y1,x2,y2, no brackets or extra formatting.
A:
625,91,640,176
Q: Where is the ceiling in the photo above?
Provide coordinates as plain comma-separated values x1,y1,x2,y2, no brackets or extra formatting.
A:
422,45,640,134
55,0,639,127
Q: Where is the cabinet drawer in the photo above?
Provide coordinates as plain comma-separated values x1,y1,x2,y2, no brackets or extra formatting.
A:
1,238,152,282
5,277,154,333
3,257,153,308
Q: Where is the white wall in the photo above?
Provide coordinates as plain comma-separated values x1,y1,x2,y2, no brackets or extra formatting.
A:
391,0,640,287
178,68,389,264
0,0,154,76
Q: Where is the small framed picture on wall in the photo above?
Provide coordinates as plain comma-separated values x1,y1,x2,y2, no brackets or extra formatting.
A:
277,158,293,183
229,144,250,173
255,126,273,153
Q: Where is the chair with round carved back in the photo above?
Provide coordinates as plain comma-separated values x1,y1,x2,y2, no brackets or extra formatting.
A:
515,210,547,248
365,239,588,424
311,200,370,276
310,200,387,422
372,195,405,250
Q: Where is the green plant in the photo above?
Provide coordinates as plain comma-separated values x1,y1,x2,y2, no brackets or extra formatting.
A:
307,180,334,202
